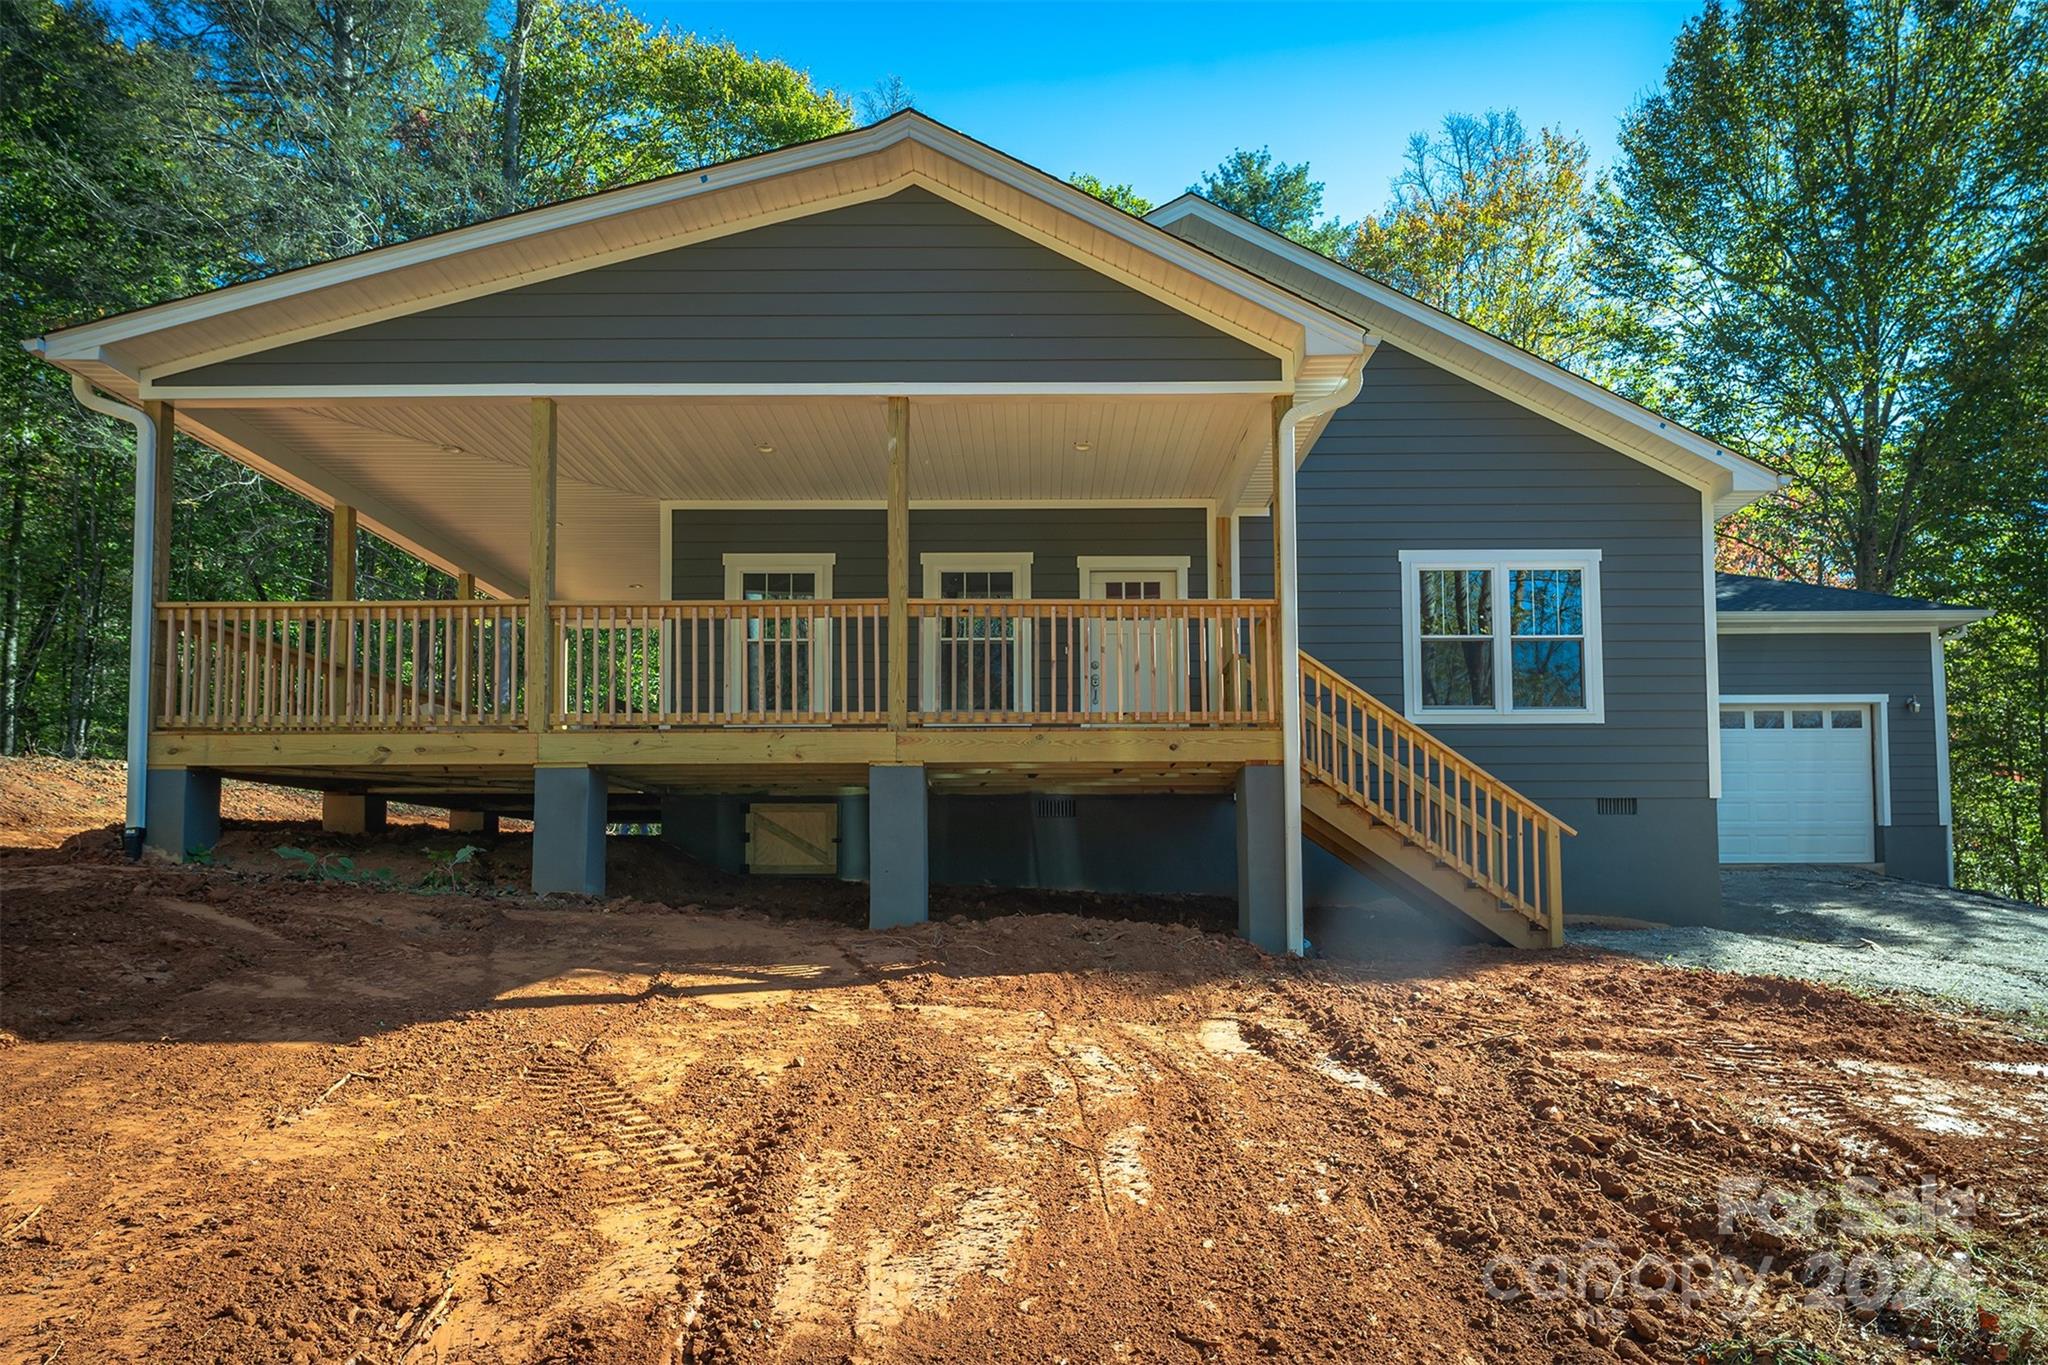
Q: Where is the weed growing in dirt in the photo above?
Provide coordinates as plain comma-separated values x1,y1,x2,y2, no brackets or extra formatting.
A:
1689,1339,1841,1364
273,845,396,886
420,844,483,894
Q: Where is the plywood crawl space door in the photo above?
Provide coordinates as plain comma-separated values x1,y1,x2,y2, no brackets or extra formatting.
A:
745,803,839,875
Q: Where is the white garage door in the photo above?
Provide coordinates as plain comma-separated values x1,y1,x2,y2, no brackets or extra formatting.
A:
1719,704,1876,863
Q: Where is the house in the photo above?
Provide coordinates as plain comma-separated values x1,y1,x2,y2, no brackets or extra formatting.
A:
23,113,1987,950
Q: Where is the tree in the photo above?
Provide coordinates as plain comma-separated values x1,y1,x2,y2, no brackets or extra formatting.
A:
1068,172,1152,216
1346,111,1609,372
509,0,851,204
1192,147,1345,255
1593,0,2048,594
855,73,912,124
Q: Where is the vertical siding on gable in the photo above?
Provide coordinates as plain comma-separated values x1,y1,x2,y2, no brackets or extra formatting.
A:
1240,342,1712,803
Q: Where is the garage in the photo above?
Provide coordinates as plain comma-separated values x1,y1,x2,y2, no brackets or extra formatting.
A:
1718,702,1877,864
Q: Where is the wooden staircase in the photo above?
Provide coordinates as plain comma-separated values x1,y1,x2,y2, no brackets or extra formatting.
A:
1298,653,1574,948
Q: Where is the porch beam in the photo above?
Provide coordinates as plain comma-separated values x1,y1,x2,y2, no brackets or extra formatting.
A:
527,397,558,734
886,396,910,730
329,503,357,601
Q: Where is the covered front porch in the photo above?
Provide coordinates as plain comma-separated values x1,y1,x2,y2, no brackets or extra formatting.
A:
137,387,1309,940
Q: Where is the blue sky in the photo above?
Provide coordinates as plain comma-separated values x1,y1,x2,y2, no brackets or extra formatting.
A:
650,1,1701,221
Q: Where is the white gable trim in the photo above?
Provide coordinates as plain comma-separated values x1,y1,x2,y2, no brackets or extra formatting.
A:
1145,195,1781,514
36,115,1366,389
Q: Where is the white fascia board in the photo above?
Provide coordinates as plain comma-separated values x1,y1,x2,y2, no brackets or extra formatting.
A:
1147,196,1782,503
39,115,1365,375
143,380,1292,401
1717,609,1992,634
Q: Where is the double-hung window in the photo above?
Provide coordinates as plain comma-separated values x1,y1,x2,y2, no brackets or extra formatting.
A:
1398,550,1604,723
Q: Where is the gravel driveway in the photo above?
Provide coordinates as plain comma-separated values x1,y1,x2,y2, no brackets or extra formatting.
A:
1575,865,2048,1018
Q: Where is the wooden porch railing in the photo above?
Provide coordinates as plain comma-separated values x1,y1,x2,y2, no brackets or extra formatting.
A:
906,598,1278,725
152,598,1283,734
155,602,528,730
552,600,889,726
1298,652,1575,932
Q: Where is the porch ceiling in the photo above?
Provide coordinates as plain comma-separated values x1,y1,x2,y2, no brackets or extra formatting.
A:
175,394,1269,599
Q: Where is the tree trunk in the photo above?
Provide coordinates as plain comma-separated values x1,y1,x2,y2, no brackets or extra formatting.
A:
499,0,536,212
0,433,29,753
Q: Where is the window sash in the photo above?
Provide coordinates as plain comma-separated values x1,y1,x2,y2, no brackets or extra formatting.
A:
1404,553,1600,720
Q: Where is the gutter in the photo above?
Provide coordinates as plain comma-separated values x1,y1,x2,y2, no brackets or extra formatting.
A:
1270,367,1369,954
67,376,159,858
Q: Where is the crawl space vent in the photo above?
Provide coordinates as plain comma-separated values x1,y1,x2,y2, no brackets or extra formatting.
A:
1033,795,1078,820
1595,797,1639,817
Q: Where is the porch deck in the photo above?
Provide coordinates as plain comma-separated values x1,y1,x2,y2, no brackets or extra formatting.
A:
147,594,1287,802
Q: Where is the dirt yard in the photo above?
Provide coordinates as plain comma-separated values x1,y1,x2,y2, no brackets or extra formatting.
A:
3,761,2045,1364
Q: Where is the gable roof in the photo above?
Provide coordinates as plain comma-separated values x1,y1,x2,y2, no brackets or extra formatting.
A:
26,113,1368,402
1144,194,1783,517
1716,572,1989,632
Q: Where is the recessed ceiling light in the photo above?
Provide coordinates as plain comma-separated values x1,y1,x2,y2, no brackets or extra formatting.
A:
756,442,776,454
626,582,644,590
1072,440,1093,452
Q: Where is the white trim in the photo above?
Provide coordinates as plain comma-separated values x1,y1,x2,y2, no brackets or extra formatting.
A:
657,497,1217,512
43,115,1365,375
919,551,1035,713
1702,494,1723,799
1397,549,1606,725
143,380,1291,400
1718,609,1991,634
658,502,675,599
1145,195,1781,512
1201,511,1217,599
1074,554,1192,599
1929,629,1954,883
1227,513,1243,600
1719,694,1891,828
722,552,837,599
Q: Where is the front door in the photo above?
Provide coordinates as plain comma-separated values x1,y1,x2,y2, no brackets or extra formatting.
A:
1082,565,1184,717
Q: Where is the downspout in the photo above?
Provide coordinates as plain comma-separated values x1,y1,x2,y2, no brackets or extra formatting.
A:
1273,366,1366,953
68,375,159,859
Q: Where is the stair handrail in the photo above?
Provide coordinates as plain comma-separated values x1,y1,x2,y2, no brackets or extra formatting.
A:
1298,651,1575,937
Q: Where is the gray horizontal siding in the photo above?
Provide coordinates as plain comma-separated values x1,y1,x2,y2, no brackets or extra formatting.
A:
1717,631,1943,826
670,506,1207,599
670,504,1208,712
1240,342,1713,803
175,188,1279,388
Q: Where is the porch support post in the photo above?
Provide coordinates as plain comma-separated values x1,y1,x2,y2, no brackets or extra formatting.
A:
448,809,497,835
886,397,910,729
143,400,174,599
1269,397,1305,955
527,398,558,733
330,503,357,601
533,766,606,896
144,768,220,862
867,764,927,928
1213,513,1232,598
1235,763,1288,952
322,791,386,834
836,791,870,881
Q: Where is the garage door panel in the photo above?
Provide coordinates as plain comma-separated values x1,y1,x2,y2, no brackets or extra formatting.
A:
1719,704,1875,864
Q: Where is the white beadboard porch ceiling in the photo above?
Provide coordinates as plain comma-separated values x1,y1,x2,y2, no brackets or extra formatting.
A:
179,394,1269,599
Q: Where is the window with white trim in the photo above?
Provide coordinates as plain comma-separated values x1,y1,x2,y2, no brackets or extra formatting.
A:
1399,550,1604,723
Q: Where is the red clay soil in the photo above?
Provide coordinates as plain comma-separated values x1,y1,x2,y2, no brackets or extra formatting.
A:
2,766,2045,1364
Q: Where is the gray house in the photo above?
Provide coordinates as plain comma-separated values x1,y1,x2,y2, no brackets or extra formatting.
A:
24,114,1986,948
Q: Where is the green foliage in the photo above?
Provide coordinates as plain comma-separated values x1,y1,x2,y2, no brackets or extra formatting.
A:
420,842,483,892
274,844,396,885
1191,147,1347,255
512,0,851,205
1345,111,1613,373
1592,0,2048,594
1068,172,1153,216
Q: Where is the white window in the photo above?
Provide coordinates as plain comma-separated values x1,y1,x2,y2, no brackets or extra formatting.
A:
1398,549,1604,724
723,553,835,717
920,552,1034,714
